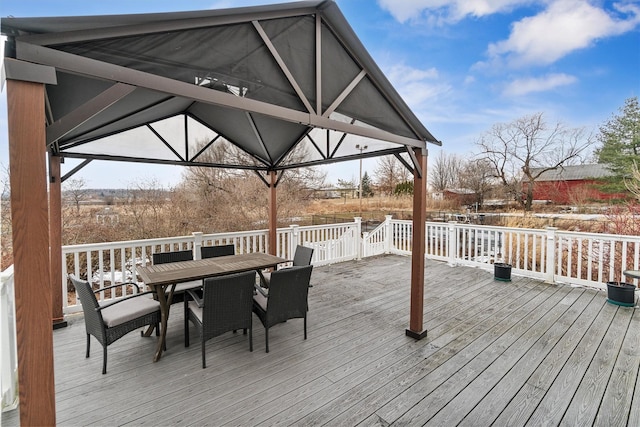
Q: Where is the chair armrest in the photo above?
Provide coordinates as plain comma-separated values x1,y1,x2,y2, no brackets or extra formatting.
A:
95,290,156,311
93,281,141,294
254,283,268,298
185,289,204,308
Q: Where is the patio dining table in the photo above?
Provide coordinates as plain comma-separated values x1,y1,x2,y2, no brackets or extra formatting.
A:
137,252,287,361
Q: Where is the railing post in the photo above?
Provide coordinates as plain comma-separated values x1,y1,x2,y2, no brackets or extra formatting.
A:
354,217,362,260
362,231,370,258
545,227,557,283
192,232,203,260
289,224,299,259
448,221,458,266
1,267,18,412
384,215,393,254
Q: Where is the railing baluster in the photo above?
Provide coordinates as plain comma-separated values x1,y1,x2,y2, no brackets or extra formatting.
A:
51,221,640,314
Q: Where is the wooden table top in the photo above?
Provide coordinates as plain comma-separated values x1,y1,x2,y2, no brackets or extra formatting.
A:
137,252,286,287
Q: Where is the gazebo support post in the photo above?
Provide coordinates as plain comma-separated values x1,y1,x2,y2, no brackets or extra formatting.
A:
6,68,57,426
268,170,277,256
406,147,428,340
49,153,67,329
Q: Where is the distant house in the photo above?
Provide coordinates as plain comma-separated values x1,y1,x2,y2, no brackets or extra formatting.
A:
526,164,628,204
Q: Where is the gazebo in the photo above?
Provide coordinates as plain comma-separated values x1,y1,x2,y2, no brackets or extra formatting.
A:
1,1,440,424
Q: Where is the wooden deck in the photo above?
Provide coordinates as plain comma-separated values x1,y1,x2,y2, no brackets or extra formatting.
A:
3,255,639,426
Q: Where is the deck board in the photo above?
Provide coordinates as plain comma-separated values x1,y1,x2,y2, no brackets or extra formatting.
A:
2,255,638,427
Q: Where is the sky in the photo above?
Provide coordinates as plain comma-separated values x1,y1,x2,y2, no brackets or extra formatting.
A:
1,0,639,189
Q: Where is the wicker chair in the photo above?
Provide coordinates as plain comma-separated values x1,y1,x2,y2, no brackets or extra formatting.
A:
184,271,255,368
71,275,161,374
201,244,235,259
152,250,201,304
259,245,314,288
253,265,313,353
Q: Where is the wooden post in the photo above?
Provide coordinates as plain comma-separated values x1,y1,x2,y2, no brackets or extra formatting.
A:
49,153,67,329
268,171,277,256
7,79,57,426
406,147,428,340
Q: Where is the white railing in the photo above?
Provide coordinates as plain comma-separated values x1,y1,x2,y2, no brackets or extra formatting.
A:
1,266,18,413
2,217,638,378
554,230,640,288
364,217,639,290
60,220,361,313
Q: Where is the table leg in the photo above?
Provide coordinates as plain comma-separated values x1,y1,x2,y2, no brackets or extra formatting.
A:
153,284,172,362
142,324,156,337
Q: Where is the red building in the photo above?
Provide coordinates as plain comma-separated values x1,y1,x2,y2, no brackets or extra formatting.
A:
526,164,628,204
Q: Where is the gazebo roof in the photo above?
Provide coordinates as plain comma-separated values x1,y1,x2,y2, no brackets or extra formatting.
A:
2,0,440,173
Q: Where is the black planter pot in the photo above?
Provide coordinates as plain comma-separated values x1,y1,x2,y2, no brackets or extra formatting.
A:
606,282,637,307
494,263,512,282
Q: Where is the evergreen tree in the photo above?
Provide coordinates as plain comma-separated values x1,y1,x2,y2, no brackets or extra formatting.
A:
393,181,413,196
595,96,640,192
361,171,374,197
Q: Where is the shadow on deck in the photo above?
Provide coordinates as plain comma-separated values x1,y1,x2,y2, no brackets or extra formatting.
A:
3,255,639,426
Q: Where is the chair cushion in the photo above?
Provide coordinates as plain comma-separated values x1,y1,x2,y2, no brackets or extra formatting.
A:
101,296,160,328
253,290,268,311
172,280,202,293
187,301,203,322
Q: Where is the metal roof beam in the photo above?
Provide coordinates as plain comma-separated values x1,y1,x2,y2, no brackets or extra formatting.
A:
17,41,426,149
16,4,323,46
46,82,136,145
252,20,314,114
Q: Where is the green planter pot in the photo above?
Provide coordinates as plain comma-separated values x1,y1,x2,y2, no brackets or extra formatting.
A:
606,282,636,307
494,263,512,282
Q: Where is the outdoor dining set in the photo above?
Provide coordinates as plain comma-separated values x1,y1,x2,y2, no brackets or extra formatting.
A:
69,245,314,374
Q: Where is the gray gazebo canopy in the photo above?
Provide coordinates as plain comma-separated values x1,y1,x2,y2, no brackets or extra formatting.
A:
2,2,439,424
2,0,439,175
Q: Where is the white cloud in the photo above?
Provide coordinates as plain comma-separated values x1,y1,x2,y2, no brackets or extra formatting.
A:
383,63,451,108
502,73,577,96
488,0,640,67
377,0,531,24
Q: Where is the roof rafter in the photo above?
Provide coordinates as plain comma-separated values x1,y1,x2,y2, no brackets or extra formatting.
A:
17,41,427,149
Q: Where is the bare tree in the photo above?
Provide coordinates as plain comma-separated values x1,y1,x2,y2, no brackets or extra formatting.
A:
626,160,640,201
121,178,173,239
373,155,411,196
459,159,495,208
429,151,461,192
0,165,13,269
476,112,594,211
63,178,88,214
176,138,326,232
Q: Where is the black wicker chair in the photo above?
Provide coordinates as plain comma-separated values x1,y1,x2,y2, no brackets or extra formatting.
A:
259,245,314,288
201,244,235,259
152,250,201,304
253,265,313,353
184,270,255,368
71,275,161,374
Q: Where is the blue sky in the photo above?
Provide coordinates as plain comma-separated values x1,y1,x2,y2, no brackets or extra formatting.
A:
1,0,639,188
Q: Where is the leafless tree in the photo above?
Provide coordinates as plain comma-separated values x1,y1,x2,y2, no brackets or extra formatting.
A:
625,160,640,201
459,159,495,208
0,165,13,269
429,151,461,192
63,178,88,214
373,155,411,196
121,178,174,239
177,138,326,232
476,112,594,211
